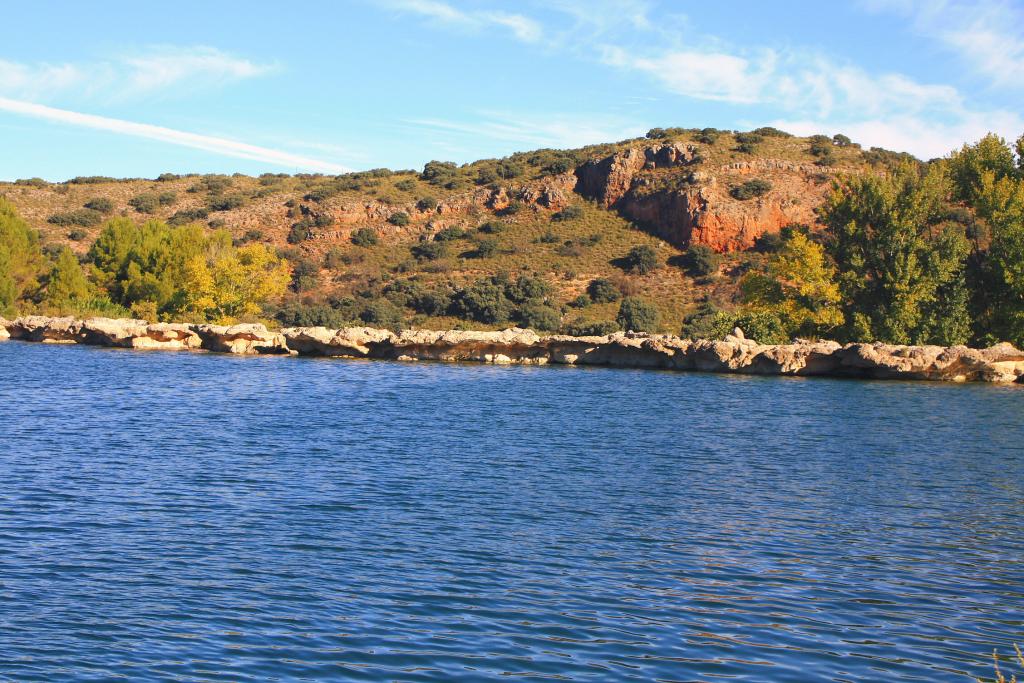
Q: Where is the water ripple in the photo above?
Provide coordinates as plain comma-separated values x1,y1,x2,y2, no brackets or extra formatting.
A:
1,341,1022,681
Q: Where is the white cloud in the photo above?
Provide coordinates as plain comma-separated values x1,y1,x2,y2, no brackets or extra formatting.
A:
386,0,542,42
0,97,351,173
0,46,275,102
861,0,1024,88
408,112,644,150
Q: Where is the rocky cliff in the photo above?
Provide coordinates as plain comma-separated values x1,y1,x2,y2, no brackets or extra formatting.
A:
575,143,836,251
3,317,1022,384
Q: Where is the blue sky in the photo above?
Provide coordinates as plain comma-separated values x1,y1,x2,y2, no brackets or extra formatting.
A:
1,0,1022,180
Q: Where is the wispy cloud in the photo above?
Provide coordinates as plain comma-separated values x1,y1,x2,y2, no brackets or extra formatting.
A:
599,39,1021,158
861,0,1024,88
407,112,644,151
386,0,543,42
0,46,276,102
0,97,351,173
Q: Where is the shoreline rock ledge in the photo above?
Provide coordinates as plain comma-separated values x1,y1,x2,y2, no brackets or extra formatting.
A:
2,316,1023,384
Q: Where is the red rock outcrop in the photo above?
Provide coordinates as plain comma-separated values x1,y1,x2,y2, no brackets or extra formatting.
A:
575,145,835,251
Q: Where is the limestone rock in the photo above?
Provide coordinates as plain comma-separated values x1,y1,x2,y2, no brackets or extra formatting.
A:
191,323,291,355
282,326,394,357
9,316,83,343
0,317,10,341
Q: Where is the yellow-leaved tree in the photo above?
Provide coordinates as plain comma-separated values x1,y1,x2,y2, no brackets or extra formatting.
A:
182,244,291,324
740,232,843,339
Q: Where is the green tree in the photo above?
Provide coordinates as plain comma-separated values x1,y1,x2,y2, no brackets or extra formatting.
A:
623,245,660,275
0,198,45,315
822,162,971,344
739,232,843,339
616,296,660,332
44,247,92,313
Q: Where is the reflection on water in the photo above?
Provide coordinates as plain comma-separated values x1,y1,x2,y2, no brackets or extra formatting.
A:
1,341,1022,681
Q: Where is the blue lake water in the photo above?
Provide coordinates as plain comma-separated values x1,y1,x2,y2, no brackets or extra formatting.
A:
1,341,1022,682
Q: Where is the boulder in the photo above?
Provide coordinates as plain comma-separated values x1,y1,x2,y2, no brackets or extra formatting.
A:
191,323,291,355
0,317,10,341
8,316,83,343
282,326,394,357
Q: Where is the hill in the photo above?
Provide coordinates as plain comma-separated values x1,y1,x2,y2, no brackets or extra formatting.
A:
1,126,908,335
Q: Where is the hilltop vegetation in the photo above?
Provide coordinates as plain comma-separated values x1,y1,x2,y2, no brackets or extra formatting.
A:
1,126,1022,347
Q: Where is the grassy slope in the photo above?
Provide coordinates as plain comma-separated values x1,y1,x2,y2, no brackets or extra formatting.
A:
0,129,889,332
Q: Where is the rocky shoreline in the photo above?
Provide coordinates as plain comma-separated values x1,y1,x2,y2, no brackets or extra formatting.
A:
2,315,1023,384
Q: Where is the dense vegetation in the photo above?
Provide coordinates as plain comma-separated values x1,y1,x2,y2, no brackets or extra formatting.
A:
1,129,1022,346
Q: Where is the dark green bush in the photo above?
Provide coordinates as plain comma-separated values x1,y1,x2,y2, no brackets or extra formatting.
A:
569,294,590,308
587,277,621,303
833,133,853,147
421,160,457,185
83,197,114,213
730,179,772,200
410,240,448,261
416,196,438,211
351,227,379,247
542,158,575,175
168,208,209,226
695,128,721,144
128,194,160,214
496,160,524,179
646,127,670,139
394,178,416,192
682,245,722,276
623,244,660,274
388,211,410,226
287,223,311,244
478,221,505,234
552,205,583,222
517,302,561,331
360,299,404,330
433,226,468,241
616,297,660,332
564,319,620,336
450,279,512,324
47,209,103,227
471,237,500,258
505,274,552,304
753,126,792,138
156,172,180,182
207,194,246,212
475,168,499,185
67,229,88,241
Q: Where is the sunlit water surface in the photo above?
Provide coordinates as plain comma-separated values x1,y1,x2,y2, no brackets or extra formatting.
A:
1,341,1022,682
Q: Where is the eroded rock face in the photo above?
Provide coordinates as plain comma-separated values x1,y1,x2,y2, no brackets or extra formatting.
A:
5,317,1023,383
191,323,291,355
575,144,832,251
0,317,10,341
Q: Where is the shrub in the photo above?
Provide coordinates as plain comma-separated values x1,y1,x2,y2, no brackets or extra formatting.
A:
189,175,233,194
542,158,575,175
421,160,458,184
735,132,763,145
290,257,320,292
67,229,88,241
156,172,180,182
564,319,619,336
128,194,160,214
616,297,660,332
207,195,246,212
506,274,552,304
83,197,114,213
552,205,583,222
753,126,792,138
730,179,772,200
47,209,102,227
388,211,410,226
416,196,438,212
832,133,853,147
499,201,524,216
15,177,49,187
351,227,379,247
587,277,621,303
517,302,561,331
451,279,512,324
274,301,351,328
538,231,560,244
496,160,524,179
475,168,499,185
471,237,500,258
624,244,660,275
433,226,467,241
753,231,784,253
409,287,453,316
569,294,590,308
682,245,722,276
695,128,720,144
359,299,404,330
646,127,670,139
410,240,448,261
287,223,311,244
68,176,116,184
323,247,347,270
394,178,416,192
478,221,505,234
168,208,209,226
555,241,583,258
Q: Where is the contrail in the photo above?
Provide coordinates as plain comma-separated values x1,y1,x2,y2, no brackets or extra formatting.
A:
0,96,352,174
